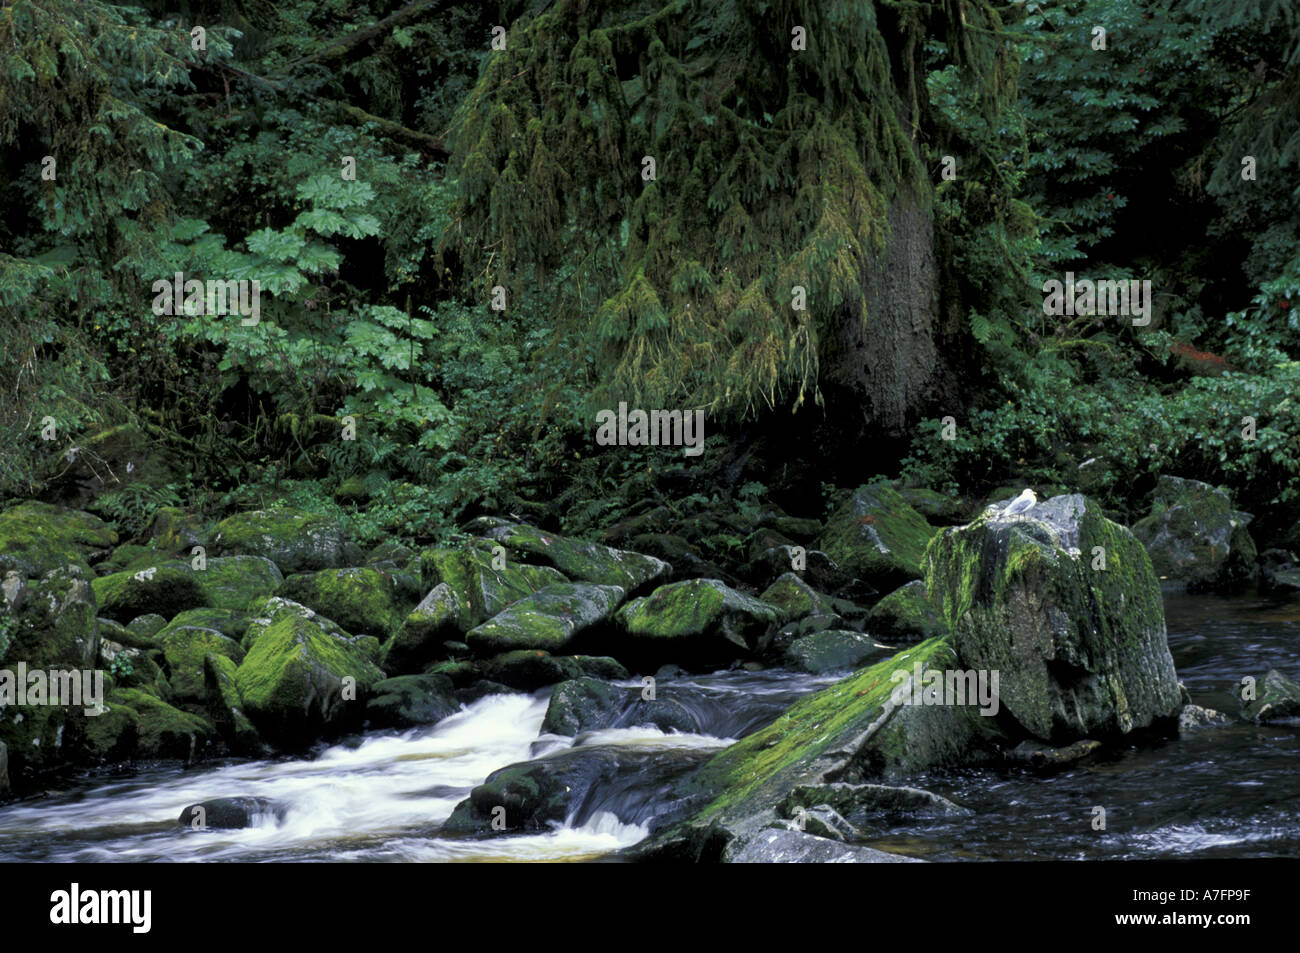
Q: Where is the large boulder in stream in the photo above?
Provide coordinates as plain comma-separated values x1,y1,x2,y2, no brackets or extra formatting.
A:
631,637,996,860
233,598,384,748
1131,476,1258,592
614,578,783,669
928,493,1184,742
1241,669,1300,724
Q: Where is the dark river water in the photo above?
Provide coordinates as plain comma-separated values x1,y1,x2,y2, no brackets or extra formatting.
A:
0,593,1295,862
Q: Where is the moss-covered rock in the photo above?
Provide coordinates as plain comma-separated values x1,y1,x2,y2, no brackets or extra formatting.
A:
928,493,1183,742
634,638,991,859
419,543,568,631
276,567,403,638
784,630,895,674
126,614,168,643
0,501,117,578
897,487,967,524
98,637,169,697
53,423,181,507
364,674,460,729
144,507,203,555
572,655,630,680
233,598,384,748
96,543,169,576
195,556,283,612
91,562,209,623
483,650,585,690
482,523,669,593
759,572,833,619
1241,669,1300,724
108,688,214,761
203,654,264,755
1131,476,1258,593
817,483,937,589
465,583,625,655
381,583,461,674
212,508,348,574
542,677,628,736
867,580,949,643
614,578,783,669
157,611,245,704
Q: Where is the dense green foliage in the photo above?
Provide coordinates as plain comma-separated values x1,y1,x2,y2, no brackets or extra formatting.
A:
1,0,1297,541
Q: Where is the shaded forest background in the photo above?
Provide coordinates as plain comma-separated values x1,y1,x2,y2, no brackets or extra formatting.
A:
2,0,1299,548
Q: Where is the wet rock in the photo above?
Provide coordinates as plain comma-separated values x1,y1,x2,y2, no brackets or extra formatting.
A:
778,782,971,823
96,689,214,762
1241,669,1300,724
443,743,713,836
1259,550,1300,595
212,508,349,574
233,598,384,748
867,580,948,643
1005,739,1102,769
178,797,283,830
483,650,585,690
928,493,1183,741
818,483,937,590
1132,476,1258,593
382,583,461,674
1178,704,1230,731
365,674,460,729
759,573,833,620
784,630,895,674
542,677,626,736
572,655,629,680
615,578,783,670
465,583,625,655
722,828,922,863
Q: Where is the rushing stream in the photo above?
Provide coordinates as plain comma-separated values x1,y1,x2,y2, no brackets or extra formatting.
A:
0,594,1295,862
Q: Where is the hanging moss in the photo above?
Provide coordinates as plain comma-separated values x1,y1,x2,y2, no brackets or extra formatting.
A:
442,0,1013,420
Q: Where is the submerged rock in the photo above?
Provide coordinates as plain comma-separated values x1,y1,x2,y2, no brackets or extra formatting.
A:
777,782,971,824
1005,739,1102,769
1131,476,1258,593
927,493,1183,742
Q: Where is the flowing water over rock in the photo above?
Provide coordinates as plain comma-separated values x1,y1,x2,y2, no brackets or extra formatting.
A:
0,595,1294,862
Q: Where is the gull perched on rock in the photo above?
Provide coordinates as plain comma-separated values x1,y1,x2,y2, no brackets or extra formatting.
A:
1004,488,1038,515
